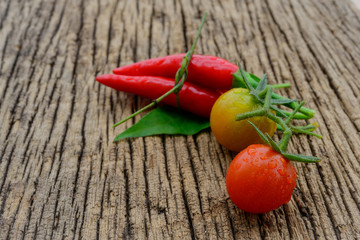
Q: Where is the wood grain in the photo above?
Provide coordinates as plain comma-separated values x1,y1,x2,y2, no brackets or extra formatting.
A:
0,0,359,239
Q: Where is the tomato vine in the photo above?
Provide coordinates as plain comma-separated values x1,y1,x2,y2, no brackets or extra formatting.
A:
235,66,322,163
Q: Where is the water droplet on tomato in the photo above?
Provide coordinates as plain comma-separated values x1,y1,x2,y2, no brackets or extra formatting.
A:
268,161,277,169
277,168,286,176
247,147,257,156
286,176,294,185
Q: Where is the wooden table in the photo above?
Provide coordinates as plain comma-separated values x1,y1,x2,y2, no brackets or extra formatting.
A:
1,0,359,239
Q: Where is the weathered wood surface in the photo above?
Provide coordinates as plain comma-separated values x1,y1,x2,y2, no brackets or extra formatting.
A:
0,0,360,239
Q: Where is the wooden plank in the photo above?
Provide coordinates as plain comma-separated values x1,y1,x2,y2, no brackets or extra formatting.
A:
0,0,359,239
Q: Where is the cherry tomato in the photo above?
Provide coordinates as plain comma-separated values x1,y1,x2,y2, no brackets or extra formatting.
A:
210,88,277,152
226,144,297,213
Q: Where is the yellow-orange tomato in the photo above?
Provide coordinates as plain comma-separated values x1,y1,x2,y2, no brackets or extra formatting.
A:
210,88,277,152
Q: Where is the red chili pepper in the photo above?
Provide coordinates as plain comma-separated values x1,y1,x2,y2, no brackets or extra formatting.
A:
96,74,221,117
113,54,238,90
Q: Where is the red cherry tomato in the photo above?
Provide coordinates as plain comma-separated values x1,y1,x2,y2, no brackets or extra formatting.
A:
226,144,297,214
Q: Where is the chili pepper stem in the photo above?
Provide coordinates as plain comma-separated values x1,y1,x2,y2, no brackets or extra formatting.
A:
113,102,156,128
113,12,208,128
113,81,185,127
272,83,291,89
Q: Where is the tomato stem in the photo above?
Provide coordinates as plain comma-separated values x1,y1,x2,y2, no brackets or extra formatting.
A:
291,127,322,138
235,83,321,163
278,128,292,152
233,71,315,118
235,109,265,121
263,86,273,111
285,101,305,124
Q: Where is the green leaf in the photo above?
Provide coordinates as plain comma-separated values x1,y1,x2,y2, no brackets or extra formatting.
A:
282,153,321,163
113,106,210,142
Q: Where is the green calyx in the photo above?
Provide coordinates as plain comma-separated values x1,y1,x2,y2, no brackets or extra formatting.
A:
235,66,321,163
232,70,316,119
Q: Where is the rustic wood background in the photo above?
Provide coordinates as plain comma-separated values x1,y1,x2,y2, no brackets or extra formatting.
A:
1,0,360,239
